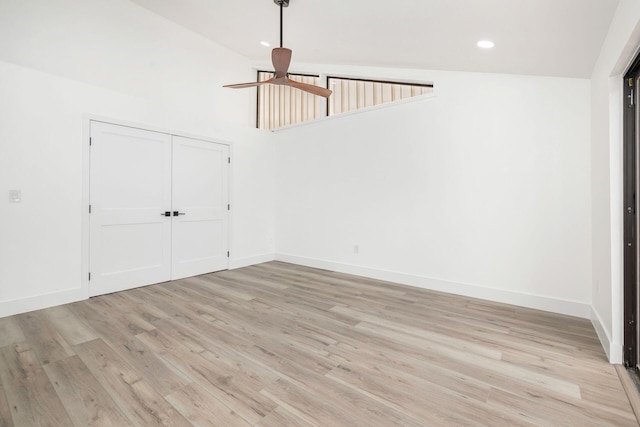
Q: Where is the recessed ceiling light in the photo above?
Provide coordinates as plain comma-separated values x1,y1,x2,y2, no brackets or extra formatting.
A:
260,41,271,47
477,40,495,49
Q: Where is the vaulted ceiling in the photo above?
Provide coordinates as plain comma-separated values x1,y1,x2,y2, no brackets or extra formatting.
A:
130,0,619,78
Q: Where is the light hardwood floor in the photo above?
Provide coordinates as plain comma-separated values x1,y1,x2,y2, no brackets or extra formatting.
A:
0,261,637,426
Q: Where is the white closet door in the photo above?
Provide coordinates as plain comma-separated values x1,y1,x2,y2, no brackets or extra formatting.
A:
171,136,229,280
89,122,172,296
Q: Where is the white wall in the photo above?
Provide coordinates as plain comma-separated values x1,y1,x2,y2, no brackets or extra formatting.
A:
274,66,592,318
0,0,275,316
0,0,255,127
590,0,640,363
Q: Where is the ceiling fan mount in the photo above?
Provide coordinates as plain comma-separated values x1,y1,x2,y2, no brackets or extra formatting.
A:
223,0,332,98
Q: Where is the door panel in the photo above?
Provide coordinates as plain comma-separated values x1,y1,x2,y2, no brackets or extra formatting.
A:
636,76,640,370
89,122,172,296
625,65,640,370
171,136,229,279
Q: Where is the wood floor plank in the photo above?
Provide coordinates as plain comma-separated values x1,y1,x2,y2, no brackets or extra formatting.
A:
325,362,482,426
74,338,191,426
616,364,640,425
0,318,24,349
333,351,491,403
134,287,338,377
487,386,637,426
45,305,99,346
262,376,426,427
355,320,583,400
0,261,635,425
0,344,73,426
14,311,75,365
255,405,314,427
69,297,192,397
43,355,130,426
104,292,171,324
165,383,251,427
332,305,504,360
0,382,14,427
185,275,255,302
136,326,277,425
88,296,157,336
326,293,589,365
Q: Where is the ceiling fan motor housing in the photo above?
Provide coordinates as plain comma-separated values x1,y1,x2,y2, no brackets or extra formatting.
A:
273,0,289,7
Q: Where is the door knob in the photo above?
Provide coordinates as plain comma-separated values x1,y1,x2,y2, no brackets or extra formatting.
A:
161,211,171,217
173,211,186,216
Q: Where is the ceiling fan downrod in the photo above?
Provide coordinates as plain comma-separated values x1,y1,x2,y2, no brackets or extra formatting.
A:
223,0,332,98
273,0,289,48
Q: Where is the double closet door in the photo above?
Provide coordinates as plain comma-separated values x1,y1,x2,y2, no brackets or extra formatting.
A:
89,121,229,297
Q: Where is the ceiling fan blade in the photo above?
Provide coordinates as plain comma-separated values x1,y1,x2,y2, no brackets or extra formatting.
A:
287,78,332,98
272,48,292,78
223,78,274,89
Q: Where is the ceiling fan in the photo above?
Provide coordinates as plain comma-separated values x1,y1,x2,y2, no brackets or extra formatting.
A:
223,0,332,98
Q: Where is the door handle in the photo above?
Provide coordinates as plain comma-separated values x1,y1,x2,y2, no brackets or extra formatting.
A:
161,211,171,217
173,211,186,216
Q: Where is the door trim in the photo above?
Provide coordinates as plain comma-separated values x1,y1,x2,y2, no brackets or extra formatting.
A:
623,72,636,369
623,54,640,371
81,114,233,297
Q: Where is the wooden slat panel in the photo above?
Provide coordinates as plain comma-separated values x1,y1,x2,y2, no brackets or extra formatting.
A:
364,81,374,108
347,80,357,111
382,83,393,104
326,77,433,116
258,75,433,127
373,82,381,106
401,85,412,99
356,80,364,110
257,73,321,130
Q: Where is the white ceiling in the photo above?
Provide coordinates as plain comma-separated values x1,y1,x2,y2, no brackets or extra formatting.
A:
130,0,619,78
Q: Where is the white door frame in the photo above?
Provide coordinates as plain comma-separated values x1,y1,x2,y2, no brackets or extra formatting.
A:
81,114,233,299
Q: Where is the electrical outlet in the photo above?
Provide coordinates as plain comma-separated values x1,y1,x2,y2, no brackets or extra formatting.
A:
354,245,359,254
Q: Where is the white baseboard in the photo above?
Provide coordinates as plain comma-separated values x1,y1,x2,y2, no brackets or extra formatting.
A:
0,287,87,318
229,253,275,270
0,252,596,347
610,345,624,364
591,307,623,364
275,253,592,319
591,308,613,361
0,254,275,319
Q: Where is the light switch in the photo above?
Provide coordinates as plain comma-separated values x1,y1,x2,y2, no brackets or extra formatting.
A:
9,190,21,203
